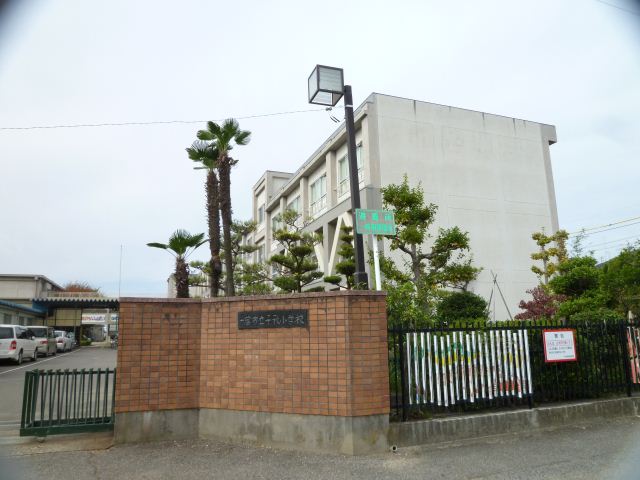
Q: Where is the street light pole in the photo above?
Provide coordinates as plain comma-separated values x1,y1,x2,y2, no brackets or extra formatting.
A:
307,64,369,288
343,85,368,288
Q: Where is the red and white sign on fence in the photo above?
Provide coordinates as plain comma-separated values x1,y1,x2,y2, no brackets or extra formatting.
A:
543,329,578,363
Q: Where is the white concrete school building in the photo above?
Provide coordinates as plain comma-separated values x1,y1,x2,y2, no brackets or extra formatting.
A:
244,93,559,320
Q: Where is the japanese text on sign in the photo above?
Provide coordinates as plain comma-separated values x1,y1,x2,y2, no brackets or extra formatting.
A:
543,329,578,363
238,310,308,329
355,209,396,236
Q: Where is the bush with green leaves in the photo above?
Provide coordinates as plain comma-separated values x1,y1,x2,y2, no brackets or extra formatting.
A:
436,291,488,323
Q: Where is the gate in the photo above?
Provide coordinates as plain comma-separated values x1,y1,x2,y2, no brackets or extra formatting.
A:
20,368,116,436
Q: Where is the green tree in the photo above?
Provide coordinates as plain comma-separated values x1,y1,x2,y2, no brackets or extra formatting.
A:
379,176,480,326
381,176,480,290
196,119,251,296
235,262,273,295
324,225,355,290
549,256,606,318
269,210,323,293
147,230,207,298
531,229,569,285
601,244,640,317
223,220,272,296
186,140,222,297
436,291,488,323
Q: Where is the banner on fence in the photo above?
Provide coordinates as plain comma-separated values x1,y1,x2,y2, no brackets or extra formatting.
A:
543,329,578,363
404,329,533,407
628,326,640,383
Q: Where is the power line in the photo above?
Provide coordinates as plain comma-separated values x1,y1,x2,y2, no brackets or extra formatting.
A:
0,107,339,132
594,0,640,16
589,234,640,247
568,215,640,235
591,240,639,253
585,233,640,249
579,220,640,237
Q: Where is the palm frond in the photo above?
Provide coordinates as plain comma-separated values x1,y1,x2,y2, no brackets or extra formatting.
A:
146,242,168,249
186,140,219,170
206,121,222,137
197,129,214,141
234,130,251,146
222,118,239,135
168,229,207,256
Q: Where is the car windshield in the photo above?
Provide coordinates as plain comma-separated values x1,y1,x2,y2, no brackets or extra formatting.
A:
0,327,13,339
30,327,47,337
55,331,64,337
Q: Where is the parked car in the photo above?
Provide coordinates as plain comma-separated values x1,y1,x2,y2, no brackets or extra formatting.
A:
54,330,74,352
0,324,38,364
29,326,57,357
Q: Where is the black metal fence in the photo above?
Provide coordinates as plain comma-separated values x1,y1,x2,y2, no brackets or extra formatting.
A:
389,320,640,421
20,368,116,436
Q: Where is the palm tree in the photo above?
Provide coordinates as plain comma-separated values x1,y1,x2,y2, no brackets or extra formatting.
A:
186,140,222,297
197,119,251,296
147,230,207,298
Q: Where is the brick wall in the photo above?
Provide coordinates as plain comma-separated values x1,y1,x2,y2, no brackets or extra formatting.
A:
116,292,389,417
115,300,202,413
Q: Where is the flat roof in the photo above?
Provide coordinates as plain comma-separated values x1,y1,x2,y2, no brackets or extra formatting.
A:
370,92,555,128
0,274,64,291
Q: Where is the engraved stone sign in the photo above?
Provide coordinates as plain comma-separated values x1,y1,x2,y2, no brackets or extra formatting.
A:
238,309,308,329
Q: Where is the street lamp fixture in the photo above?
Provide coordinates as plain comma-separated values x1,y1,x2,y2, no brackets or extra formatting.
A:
308,65,344,106
307,64,369,289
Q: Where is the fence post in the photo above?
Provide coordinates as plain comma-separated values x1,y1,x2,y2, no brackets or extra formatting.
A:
618,321,633,397
399,330,409,421
526,329,533,409
20,371,31,430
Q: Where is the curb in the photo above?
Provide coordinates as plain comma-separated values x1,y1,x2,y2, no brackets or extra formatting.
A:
388,396,640,448
0,430,114,449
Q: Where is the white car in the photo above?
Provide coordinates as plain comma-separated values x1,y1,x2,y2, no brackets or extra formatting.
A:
29,326,57,356
54,330,73,352
0,324,38,364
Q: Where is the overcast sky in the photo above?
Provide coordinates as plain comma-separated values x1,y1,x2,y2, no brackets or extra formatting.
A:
0,0,639,297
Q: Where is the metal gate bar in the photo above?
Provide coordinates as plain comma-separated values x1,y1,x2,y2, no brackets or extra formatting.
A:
20,368,116,436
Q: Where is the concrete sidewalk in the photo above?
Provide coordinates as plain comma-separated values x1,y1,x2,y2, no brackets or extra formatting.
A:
2,416,640,480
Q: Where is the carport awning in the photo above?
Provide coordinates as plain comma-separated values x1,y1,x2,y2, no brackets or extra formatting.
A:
32,297,119,310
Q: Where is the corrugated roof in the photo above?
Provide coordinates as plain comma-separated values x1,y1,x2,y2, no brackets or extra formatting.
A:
32,297,119,309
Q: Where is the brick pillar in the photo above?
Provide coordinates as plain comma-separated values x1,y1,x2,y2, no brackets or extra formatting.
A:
114,299,202,443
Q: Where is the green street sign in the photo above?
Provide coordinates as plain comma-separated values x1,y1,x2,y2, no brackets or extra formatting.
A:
355,209,396,236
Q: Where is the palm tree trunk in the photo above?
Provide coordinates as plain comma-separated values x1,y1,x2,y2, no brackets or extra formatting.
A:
175,257,190,298
207,170,222,297
218,157,235,296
